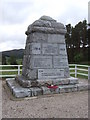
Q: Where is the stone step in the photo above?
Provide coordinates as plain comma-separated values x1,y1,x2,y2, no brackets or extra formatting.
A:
6,78,89,98
38,77,79,86
16,76,79,88
6,78,32,98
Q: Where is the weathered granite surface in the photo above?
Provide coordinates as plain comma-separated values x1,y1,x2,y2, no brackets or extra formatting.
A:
15,76,79,88
21,15,70,81
25,16,66,35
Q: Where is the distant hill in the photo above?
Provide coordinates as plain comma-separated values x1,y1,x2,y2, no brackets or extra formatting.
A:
1,49,24,59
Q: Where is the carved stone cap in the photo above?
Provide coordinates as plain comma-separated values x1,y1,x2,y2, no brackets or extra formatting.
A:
25,15,66,35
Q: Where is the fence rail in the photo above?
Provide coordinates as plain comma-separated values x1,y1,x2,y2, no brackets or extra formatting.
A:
0,64,90,79
69,64,90,79
0,65,22,78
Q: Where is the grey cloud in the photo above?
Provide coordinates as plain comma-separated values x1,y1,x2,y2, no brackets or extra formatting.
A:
0,0,88,52
0,34,26,52
0,32,26,46
58,4,88,26
2,1,33,24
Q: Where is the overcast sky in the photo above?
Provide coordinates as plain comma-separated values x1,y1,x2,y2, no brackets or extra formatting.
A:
0,0,89,52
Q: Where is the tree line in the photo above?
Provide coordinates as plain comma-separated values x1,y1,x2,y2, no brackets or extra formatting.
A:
65,20,90,64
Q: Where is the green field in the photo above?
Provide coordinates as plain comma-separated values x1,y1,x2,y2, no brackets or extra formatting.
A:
0,65,22,78
70,70,88,79
69,65,88,79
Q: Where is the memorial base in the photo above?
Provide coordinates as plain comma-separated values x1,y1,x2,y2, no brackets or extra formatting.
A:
15,75,78,88
6,77,89,98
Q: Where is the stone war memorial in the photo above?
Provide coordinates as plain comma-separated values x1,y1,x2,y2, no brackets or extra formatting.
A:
6,15,87,98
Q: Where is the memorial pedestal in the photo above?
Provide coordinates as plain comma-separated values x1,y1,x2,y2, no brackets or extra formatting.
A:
6,16,85,98
6,77,89,98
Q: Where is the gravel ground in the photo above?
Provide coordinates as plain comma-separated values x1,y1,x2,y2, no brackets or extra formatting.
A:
1,79,89,118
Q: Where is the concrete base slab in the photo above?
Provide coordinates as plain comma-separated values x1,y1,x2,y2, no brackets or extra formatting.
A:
30,87,43,96
59,85,77,93
6,78,89,98
77,84,89,91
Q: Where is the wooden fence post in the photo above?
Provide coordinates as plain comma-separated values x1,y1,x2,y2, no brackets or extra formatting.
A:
18,65,20,75
75,64,77,78
88,67,90,80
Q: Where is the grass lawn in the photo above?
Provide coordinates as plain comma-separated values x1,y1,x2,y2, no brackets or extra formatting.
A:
69,65,88,79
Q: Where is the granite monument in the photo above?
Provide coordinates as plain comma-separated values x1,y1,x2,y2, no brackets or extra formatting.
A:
6,16,80,98
16,15,70,86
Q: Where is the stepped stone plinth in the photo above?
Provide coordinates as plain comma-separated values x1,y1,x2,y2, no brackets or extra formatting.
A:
6,16,86,98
